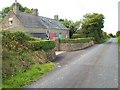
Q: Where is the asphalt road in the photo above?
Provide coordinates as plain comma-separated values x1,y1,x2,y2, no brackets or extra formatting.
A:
25,38,118,88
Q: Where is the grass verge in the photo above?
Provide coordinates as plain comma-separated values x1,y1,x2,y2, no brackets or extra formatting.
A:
117,37,120,48
2,62,55,88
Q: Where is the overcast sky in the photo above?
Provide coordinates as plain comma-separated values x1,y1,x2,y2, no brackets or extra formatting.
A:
0,0,119,34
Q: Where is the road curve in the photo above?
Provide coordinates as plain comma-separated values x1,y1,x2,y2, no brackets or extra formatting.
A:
25,38,118,88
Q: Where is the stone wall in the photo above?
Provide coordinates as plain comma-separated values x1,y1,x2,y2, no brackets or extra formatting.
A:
30,49,56,63
59,41,94,51
47,49,56,61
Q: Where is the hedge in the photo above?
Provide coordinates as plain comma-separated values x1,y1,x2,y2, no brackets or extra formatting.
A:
118,37,120,48
60,37,94,43
2,30,55,51
27,40,55,51
2,30,31,43
2,30,31,51
2,30,55,80
72,34,83,38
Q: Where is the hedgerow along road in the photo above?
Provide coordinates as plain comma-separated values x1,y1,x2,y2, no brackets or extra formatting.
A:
25,38,118,88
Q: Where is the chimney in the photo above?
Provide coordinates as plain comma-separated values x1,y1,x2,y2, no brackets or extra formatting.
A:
32,9,38,16
54,15,59,20
13,0,19,16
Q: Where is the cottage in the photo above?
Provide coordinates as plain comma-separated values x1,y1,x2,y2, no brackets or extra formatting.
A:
1,1,69,39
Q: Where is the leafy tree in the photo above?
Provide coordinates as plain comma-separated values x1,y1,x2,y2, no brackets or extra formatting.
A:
108,33,115,38
0,7,11,18
59,19,81,38
0,3,33,18
80,13,105,42
0,12,2,22
116,31,120,37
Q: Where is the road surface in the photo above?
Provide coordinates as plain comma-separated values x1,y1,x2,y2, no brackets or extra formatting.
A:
25,38,118,88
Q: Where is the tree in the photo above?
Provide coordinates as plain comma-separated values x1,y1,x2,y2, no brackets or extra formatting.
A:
59,19,81,38
116,31,120,37
108,33,115,38
0,7,11,18
80,13,105,42
0,3,33,18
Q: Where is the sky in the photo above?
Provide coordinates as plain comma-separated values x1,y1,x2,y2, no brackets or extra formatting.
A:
0,0,119,35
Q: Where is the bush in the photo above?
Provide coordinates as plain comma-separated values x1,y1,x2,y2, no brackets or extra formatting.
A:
116,31,120,37
2,30,31,43
2,30,32,51
2,49,49,80
27,40,55,51
2,30,55,51
60,38,94,43
2,30,55,81
72,34,86,38
2,50,33,80
29,37,42,41
118,37,120,48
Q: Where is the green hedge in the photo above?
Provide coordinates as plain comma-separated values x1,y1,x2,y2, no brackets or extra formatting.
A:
72,34,84,38
2,30,31,43
27,40,55,51
2,30,31,51
60,37,94,43
2,30,55,51
118,37,120,48
2,30,55,81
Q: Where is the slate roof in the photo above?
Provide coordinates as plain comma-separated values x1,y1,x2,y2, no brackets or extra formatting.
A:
18,12,68,30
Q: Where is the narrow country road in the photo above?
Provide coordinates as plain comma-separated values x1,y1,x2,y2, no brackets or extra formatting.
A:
25,38,118,88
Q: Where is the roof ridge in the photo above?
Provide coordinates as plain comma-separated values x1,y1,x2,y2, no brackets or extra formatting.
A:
20,12,54,20
18,12,68,30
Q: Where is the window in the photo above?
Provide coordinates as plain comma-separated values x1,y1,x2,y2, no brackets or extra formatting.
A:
9,18,13,25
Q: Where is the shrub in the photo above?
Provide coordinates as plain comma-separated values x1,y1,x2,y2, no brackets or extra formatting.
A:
29,37,41,41
116,31,120,37
2,50,33,80
72,34,85,38
118,37,120,48
2,49,49,80
2,30,31,50
2,30,55,51
60,38,94,43
2,30,55,81
27,40,55,51
2,30,31,43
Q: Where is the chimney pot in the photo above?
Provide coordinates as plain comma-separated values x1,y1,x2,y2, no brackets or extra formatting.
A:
32,9,38,16
54,15,59,20
13,2,19,16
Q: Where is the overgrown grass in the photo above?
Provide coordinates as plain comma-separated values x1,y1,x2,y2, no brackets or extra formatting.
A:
2,62,55,88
